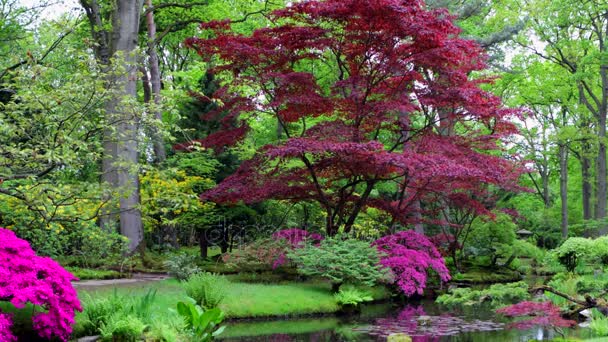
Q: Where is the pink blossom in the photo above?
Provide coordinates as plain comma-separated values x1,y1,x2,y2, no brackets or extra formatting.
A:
373,230,450,296
0,228,82,341
496,301,576,329
271,228,324,268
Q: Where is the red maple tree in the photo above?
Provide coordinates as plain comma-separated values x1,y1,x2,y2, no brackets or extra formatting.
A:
182,0,522,235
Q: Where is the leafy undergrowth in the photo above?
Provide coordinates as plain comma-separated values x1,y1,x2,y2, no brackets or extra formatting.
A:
66,267,126,280
451,267,522,284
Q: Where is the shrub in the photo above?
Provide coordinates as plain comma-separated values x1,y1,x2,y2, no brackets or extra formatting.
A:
288,237,390,290
183,273,229,309
99,314,147,342
372,230,450,296
0,228,82,341
554,237,594,272
334,287,373,307
271,228,324,268
590,315,608,336
78,292,128,336
164,253,201,280
222,238,291,270
436,281,530,308
176,300,225,341
76,289,157,339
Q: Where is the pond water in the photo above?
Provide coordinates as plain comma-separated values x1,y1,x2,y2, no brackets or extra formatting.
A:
219,300,595,342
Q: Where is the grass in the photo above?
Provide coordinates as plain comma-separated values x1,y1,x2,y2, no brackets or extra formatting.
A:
77,278,389,320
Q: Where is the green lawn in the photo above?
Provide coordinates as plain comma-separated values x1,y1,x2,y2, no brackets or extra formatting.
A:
77,278,389,319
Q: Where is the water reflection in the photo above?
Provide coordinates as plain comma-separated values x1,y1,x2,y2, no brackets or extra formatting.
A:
219,301,592,341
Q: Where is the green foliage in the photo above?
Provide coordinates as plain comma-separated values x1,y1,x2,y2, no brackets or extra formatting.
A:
221,238,291,271
546,273,580,307
141,164,216,238
334,286,373,307
176,300,225,341
183,272,229,309
436,281,530,308
164,253,201,280
64,267,123,280
288,237,390,289
590,315,608,336
77,289,158,338
99,314,147,342
466,213,518,265
554,237,595,272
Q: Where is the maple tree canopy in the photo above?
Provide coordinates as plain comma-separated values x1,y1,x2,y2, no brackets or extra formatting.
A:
182,0,523,235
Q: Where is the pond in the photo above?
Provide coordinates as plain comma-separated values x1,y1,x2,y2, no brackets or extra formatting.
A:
219,300,595,341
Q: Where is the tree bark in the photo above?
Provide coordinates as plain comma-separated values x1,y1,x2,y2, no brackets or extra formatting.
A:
595,120,607,226
559,143,569,238
81,0,145,253
198,229,208,259
581,143,593,220
144,0,166,163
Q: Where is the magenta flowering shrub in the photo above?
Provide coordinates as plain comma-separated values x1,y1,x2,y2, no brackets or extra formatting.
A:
0,313,15,342
372,230,450,296
496,301,576,329
222,237,290,270
272,228,324,248
271,228,324,268
0,228,82,342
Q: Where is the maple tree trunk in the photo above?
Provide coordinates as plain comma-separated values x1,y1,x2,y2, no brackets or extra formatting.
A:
145,0,166,163
559,143,569,238
344,181,375,234
412,199,424,234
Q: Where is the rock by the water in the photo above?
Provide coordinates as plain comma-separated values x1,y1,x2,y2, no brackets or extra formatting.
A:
387,333,412,342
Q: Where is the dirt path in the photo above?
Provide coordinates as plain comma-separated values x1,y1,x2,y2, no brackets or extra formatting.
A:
73,273,169,289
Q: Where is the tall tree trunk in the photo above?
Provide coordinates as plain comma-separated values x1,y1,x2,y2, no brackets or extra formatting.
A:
412,199,425,234
596,120,607,226
198,229,208,259
582,150,593,220
81,0,145,253
144,0,166,163
559,143,569,238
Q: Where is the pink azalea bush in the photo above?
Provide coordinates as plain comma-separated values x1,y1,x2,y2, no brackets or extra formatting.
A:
0,228,82,342
496,301,576,329
372,230,450,296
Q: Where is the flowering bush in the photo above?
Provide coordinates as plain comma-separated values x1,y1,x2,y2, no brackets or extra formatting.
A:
222,238,291,270
496,301,576,329
372,230,450,296
0,228,82,341
222,229,324,270
271,228,324,268
272,228,324,248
